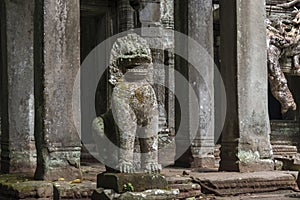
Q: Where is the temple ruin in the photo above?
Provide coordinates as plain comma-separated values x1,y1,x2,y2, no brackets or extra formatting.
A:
1,0,300,199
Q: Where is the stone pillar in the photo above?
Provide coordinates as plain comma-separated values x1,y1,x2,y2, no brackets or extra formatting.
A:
139,1,166,129
118,0,135,32
34,0,82,181
0,0,36,174
174,0,191,166
161,0,174,30
0,0,6,172
133,0,166,166
161,0,175,132
189,0,215,168
174,0,215,168
219,0,274,172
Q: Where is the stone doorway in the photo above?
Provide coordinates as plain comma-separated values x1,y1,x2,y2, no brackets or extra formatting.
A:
80,0,118,161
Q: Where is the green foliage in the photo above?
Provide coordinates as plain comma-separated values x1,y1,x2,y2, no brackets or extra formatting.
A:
123,182,134,192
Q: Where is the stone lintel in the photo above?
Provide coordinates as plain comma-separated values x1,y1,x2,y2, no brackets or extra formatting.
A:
97,173,168,193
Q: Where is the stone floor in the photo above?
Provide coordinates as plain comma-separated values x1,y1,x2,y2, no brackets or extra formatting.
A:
0,162,300,199
212,191,300,200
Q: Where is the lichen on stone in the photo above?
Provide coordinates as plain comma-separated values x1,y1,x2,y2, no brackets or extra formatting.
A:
237,150,260,163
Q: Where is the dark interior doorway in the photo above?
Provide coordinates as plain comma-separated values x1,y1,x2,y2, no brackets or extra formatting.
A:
268,85,282,120
80,0,117,144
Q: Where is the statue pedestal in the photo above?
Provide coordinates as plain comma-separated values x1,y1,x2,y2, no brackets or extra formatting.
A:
97,173,168,193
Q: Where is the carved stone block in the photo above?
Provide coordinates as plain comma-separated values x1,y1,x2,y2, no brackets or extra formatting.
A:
97,173,168,193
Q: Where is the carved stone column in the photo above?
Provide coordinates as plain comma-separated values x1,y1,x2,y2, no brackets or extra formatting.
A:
139,0,165,116
118,0,135,32
34,0,82,180
0,0,6,173
0,0,36,174
161,0,174,30
161,0,175,134
219,0,274,172
174,0,215,168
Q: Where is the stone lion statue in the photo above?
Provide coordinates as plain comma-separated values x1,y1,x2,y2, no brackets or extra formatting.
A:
93,33,161,173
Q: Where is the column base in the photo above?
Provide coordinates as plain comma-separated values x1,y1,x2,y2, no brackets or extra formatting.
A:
238,159,274,172
219,159,239,172
220,159,274,172
35,147,82,181
190,155,216,169
175,152,216,169
175,147,194,168
1,149,36,174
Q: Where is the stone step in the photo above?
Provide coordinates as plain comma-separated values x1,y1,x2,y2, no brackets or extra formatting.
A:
169,183,201,192
270,120,299,130
189,171,299,196
267,0,292,6
272,145,298,158
272,145,298,150
271,141,299,146
0,175,53,199
53,181,96,199
274,154,298,159
1,166,299,199
270,121,300,158
167,183,202,199
166,176,192,185
177,190,202,199
0,174,96,200
97,173,168,193
273,151,297,155
91,188,180,200
273,151,297,154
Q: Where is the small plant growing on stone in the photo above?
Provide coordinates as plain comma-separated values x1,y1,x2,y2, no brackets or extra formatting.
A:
123,182,134,192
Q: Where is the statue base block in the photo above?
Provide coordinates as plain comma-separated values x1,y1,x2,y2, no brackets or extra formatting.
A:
97,173,168,193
